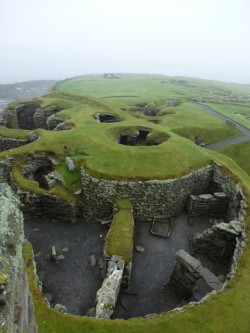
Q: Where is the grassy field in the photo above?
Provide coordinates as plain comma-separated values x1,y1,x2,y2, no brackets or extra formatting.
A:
209,103,250,129
216,141,250,176
1,74,248,198
1,74,250,332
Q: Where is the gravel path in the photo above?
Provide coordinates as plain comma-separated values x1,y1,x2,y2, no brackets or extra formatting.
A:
199,104,250,149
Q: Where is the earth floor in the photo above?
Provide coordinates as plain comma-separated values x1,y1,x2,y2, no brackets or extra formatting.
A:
24,218,107,315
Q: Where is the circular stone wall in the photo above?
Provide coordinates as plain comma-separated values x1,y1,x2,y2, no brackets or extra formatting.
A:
112,127,169,146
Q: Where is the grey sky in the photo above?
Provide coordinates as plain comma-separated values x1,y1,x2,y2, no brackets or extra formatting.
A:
1,0,250,83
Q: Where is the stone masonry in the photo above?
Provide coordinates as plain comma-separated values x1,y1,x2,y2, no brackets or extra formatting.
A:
187,192,229,219
190,220,242,264
80,165,213,221
169,250,223,300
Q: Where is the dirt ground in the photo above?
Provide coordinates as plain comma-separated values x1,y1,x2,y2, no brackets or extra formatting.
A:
24,217,107,316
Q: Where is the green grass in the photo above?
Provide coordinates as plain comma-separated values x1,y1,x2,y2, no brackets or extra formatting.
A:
105,199,134,262
216,141,250,176
0,125,31,139
1,74,248,200
209,103,250,129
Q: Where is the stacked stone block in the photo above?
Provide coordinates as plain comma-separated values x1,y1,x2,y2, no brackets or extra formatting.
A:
187,192,229,218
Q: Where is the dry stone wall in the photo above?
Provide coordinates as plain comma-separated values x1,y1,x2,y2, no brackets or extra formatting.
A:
0,157,14,184
190,221,240,264
187,192,229,218
80,166,213,221
169,250,223,300
18,191,78,223
0,137,35,152
212,162,243,213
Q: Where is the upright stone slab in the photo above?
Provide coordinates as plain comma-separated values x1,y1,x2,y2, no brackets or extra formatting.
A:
95,264,124,319
169,249,223,300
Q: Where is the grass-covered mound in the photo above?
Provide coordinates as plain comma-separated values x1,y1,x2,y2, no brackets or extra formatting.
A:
1,74,248,198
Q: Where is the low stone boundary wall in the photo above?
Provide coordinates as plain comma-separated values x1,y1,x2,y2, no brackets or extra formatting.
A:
0,137,30,152
0,132,38,153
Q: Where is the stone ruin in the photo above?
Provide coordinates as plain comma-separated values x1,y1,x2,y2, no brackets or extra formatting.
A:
0,157,247,328
118,128,160,146
3,102,72,131
95,113,122,123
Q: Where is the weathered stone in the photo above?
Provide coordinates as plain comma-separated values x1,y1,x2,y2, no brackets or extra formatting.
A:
54,122,73,131
51,246,57,260
176,250,202,273
190,220,240,264
111,255,122,262
62,247,69,252
80,165,213,222
0,137,31,152
135,245,145,253
46,115,64,130
199,267,223,291
187,191,229,219
117,260,125,270
74,189,82,195
107,260,116,275
65,157,75,171
54,303,67,313
90,254,96,266
27,131,39,142
170,250,223,300
56,255,65,260
95,267,124,319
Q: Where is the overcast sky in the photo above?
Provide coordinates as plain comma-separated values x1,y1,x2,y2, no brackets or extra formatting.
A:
1,0,249,83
